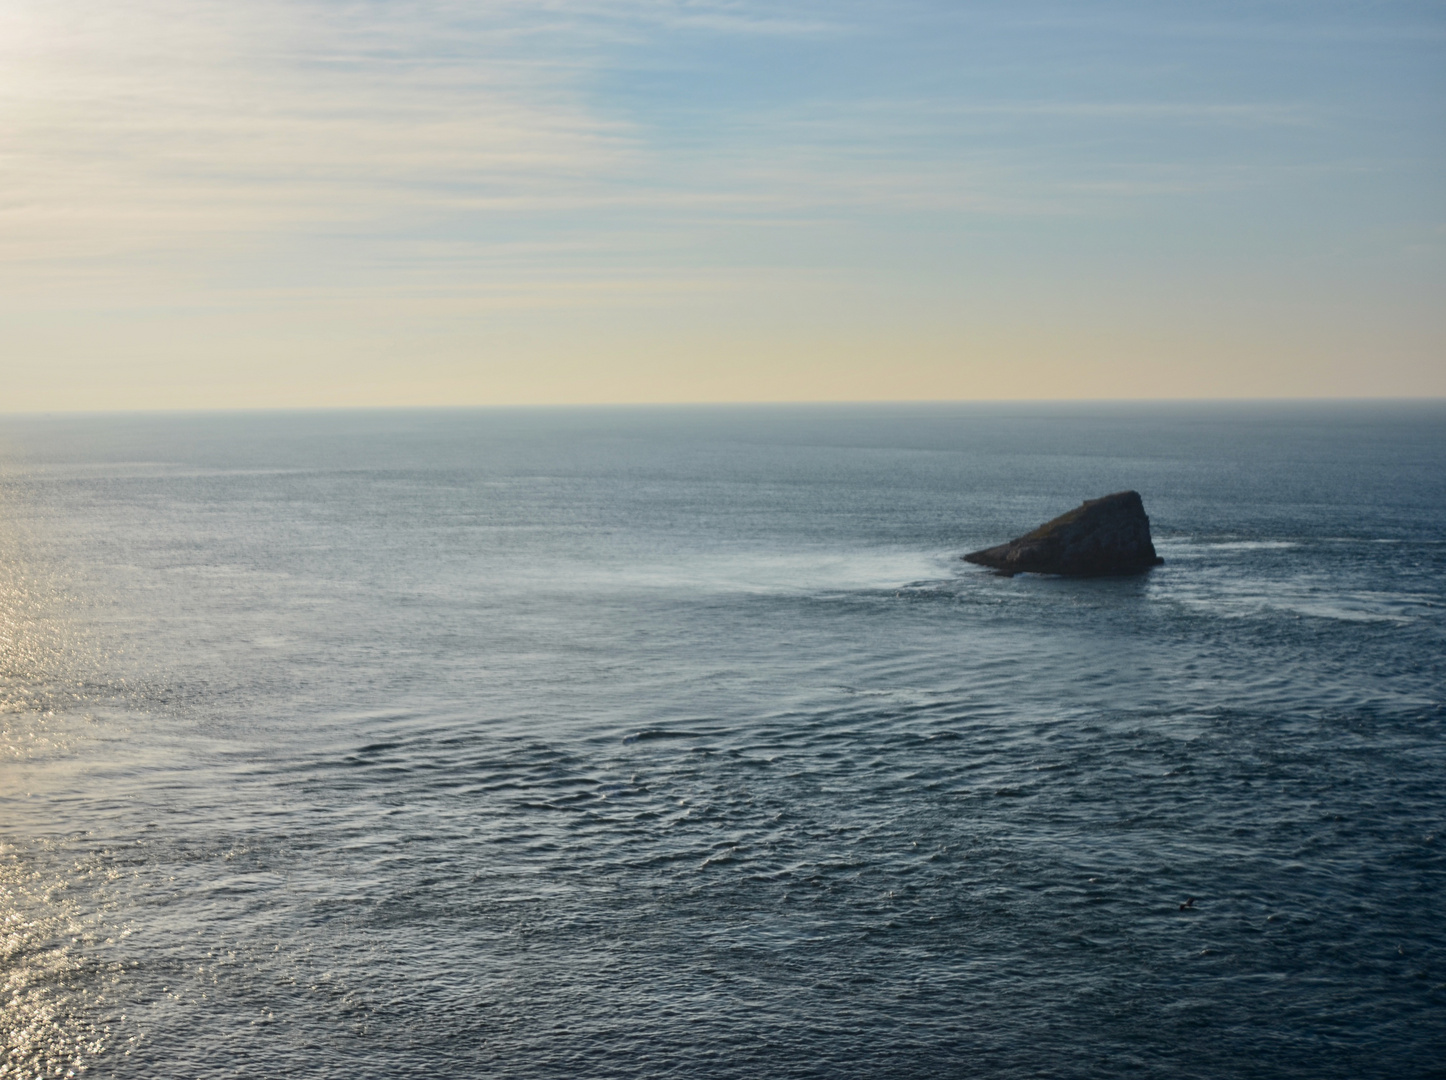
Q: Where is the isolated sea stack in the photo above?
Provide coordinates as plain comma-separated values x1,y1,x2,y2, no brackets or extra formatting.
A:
964,491,1164,577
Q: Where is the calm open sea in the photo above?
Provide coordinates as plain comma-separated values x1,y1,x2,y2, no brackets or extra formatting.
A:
2,404,1443,1079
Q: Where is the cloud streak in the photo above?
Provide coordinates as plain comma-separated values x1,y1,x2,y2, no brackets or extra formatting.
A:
2,0,1330,271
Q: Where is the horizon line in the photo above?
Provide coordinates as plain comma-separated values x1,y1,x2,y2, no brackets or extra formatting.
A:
3,396,1445,419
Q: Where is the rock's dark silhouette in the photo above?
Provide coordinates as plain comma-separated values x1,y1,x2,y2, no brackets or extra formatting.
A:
963,491,1164,576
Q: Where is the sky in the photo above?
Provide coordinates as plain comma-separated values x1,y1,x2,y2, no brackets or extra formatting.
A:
2,0,1443,409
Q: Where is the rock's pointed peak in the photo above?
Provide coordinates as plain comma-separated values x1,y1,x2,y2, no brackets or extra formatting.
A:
964,491,1164,577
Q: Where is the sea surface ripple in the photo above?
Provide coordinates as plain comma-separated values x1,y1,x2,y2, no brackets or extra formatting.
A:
1,404,1443,1078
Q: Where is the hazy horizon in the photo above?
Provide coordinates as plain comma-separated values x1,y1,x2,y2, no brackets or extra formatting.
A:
3,396,1446,418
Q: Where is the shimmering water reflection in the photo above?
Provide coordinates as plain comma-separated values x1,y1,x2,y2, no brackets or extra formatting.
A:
1,404,1443,1078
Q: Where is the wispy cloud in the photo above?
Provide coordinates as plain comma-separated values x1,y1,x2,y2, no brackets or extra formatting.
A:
0,0,1360,278
0,1,643,261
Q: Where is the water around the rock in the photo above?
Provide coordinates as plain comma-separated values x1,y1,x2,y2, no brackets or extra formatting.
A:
1,403,1443,1079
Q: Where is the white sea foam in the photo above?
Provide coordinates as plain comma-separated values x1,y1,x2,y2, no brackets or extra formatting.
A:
523,548,956,596
1156,539,1300,556
1166,578,1434,624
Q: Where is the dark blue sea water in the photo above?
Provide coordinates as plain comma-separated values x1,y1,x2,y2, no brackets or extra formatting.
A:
2,403,1444,1079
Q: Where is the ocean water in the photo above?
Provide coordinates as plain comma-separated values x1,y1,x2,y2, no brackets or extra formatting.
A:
1,403,1443,1079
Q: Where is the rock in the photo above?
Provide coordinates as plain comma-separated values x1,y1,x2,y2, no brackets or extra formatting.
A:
963,491,1164,576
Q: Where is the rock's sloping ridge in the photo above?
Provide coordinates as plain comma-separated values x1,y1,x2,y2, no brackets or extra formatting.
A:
963,491,1164,576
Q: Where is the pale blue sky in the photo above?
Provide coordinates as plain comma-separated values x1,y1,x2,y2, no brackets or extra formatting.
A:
3,0,1442,406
